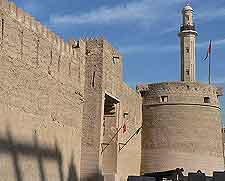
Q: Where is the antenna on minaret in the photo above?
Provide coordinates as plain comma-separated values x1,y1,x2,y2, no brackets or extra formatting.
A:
186,0,191,6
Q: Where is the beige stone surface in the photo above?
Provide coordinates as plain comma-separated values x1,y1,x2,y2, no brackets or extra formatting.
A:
0,3,85,180
0,1,224,181
139,82,224,176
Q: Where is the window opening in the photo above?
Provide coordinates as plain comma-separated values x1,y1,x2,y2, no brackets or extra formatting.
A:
204,97,210,103
160,96,168,103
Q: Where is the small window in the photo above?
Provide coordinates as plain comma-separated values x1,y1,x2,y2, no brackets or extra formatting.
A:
204,97,210,103
112,56,119,64
187,15,190,21
186,47,190,53
112,58,116,64
92,71,96,87
160,96,168,103
186,69,190,76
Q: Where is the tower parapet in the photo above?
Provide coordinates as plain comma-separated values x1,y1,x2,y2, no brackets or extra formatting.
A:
137,82,223,108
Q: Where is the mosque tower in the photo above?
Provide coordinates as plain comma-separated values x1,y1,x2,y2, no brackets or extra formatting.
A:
138,4,224,176
179,4,198,82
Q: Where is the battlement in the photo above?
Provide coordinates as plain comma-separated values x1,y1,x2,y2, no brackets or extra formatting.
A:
137,82,222,108
0,0,85,55
216,86,224,96
137,82,220,95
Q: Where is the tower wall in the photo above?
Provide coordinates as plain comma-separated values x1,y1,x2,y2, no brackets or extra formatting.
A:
180,33,196,82
138,82,224,176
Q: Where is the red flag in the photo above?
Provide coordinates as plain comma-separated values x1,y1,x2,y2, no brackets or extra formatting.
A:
123,123,127,133
203,40,212,61
208,40,212,54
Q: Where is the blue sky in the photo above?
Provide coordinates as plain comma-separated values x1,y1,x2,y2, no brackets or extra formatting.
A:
12,0,225,125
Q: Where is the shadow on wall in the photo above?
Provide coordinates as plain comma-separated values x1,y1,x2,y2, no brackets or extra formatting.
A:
80,173,104,181
0,127,79,181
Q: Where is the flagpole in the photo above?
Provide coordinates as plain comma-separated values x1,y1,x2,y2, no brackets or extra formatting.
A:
119,127,142,152
209,51,211,84
208,40,211,85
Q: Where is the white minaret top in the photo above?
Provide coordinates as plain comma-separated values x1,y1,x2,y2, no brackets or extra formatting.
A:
182,4,194,27
178,4,197,82
183,4,193,11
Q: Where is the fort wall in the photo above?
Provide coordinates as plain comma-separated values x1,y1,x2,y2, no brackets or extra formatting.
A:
81,39,143,180
0,1,144,178
116,83,142,181
0,0,86,180
80,39,104,180
101,40,142,180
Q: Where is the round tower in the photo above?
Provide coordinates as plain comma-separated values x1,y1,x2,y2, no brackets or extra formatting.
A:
139,4,224,176
139,82,224,176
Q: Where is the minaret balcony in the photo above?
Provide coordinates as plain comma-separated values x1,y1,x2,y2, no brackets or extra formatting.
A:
180,24,196,32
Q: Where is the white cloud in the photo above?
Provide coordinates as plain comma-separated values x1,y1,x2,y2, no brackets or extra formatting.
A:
119,44,179,55
197,7,225,21
118,37,225,55
50,0,181,25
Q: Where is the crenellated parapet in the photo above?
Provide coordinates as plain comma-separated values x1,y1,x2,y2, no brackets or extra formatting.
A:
137,82,223,108
0,0,81,56
0,0,87,99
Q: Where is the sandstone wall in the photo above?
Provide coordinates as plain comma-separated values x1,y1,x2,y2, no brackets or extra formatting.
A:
0,1,143,180
0,0,85,180
139,82,224,176
103,39,123,96
116,83,142,181
81,39,143,180
80,39,104,180
101,40,142,180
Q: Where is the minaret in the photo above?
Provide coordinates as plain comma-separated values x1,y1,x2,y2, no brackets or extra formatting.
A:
178,4,198,82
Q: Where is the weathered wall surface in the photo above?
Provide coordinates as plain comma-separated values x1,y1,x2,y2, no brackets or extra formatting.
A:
222,128,225,169
0,1,143,180
0,1,85,180
81,39,143,180
139,82,224,176
117,83,142,181
103,40,123,97
101,40,142,180
80,39,104,180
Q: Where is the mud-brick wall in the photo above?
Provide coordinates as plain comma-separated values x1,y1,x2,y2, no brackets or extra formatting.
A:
139,82,224,176
102,40,142,180
117,83,142,181
103,40,123,96
0,1,85,180
80,39,104,180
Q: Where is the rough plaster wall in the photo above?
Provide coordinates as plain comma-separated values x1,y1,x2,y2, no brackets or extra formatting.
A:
0,5,84,181
142,105,224,176
102,40,142,180
103,40,123,96
102,115,118,175
140,82,224,176
80,39,104,180
116,84,142,181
